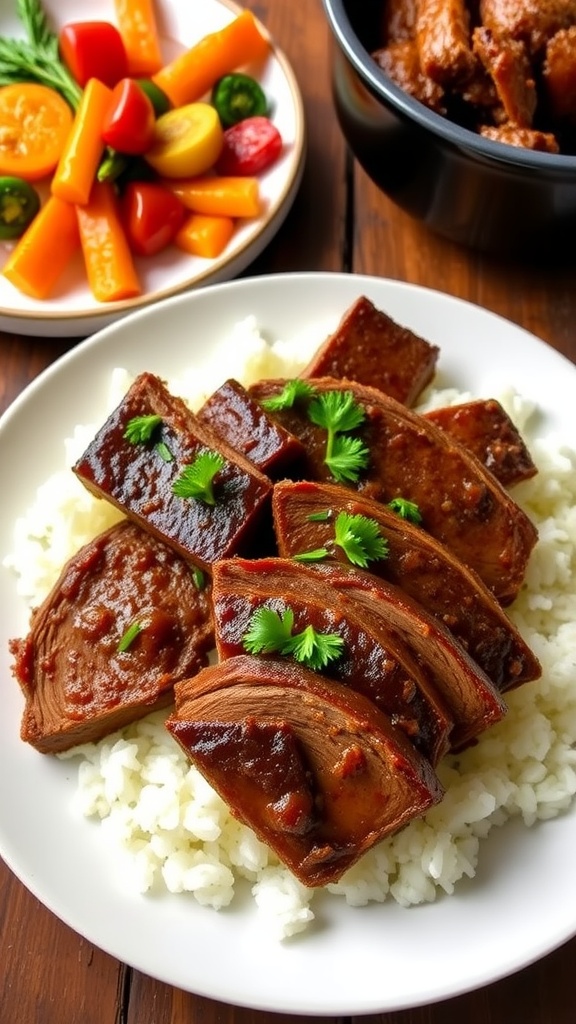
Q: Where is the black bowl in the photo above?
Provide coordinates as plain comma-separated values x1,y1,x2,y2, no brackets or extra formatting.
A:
322,0,576,257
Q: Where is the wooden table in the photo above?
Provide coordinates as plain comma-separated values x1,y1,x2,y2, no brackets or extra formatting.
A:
2,1,576,1021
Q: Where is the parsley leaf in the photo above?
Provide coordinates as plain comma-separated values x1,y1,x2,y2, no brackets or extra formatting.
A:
242,605,344,671
172,450,226,505
333,512,389,566
325,435,370,483
124,414,163,444
117,621,142,653
260,379,315,412
307,390,369,483
388,496,422,524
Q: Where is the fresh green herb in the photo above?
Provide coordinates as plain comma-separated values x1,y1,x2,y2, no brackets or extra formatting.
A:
325,434,370,483
293,511,389,568
307,509,331,522
124,414,163,444
307,390,369,483
293,547,329,563
155,441,174,463
388,496,422,524
260,378,315,412
124,413,173,461
0,0,83,109
243,605,344,671
117,620,142,653
172,450,225,504
191,566,206,590
333,512,389,566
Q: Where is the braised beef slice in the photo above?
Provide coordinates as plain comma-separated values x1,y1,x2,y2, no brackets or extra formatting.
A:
211,556,454,765
10,520,214,753
249,376,538,604
272,479,541,692
166,654,443,886
423,398,537,488
197,378,306,478
300,296,439,406
73,372,273,571
310,560,508,749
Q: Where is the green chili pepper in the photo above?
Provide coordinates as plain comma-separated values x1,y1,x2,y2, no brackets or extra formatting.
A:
211,72,268,127
136,79,172,117
0,177,40,240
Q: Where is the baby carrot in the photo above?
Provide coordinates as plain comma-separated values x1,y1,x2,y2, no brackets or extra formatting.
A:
76,182,141,303
51,78,112,206
113,0,163,76
152,10,270,109
175,212,235,259
2,196,80,299
165,176,262,218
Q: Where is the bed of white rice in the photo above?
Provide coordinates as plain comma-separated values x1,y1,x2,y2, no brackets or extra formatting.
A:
5,317,576,941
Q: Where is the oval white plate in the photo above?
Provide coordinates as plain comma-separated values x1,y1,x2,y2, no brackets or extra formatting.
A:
1,273,576,1015
0,0,305,337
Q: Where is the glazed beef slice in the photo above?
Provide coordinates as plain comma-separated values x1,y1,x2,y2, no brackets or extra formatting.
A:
10,520,214,753
167,654,444,887
73,372,273,572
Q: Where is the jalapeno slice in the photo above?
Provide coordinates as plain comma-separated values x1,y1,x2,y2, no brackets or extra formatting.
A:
0,176,41,240
136,79,172,117
212,72,268,128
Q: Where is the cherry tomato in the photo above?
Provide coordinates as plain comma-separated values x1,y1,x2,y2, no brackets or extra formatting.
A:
59,22,128,89
102,79,156,155
216,116,282,176
120,181,186,256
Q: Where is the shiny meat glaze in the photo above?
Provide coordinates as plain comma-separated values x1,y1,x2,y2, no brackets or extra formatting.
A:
167,654,443,886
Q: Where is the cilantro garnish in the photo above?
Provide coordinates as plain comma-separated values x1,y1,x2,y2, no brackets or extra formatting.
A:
260,379,315,412
172,451,225,505
307,391,369,483
242,605,344,671
388,497,422,524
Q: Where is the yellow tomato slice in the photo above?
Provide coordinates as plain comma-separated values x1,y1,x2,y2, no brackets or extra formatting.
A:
0,83,74,181
144,102,224,178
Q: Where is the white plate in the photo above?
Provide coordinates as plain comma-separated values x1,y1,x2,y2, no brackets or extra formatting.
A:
1,273,576,1016
0,0,305,337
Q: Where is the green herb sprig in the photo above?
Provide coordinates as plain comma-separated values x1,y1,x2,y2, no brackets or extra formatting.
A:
172,450,225,505
117,620,142,653
388,496,422,524
308,390,369,483
260,379,315,412
243,606,344,671
124,414,174,462
0,0,82,109
294,511,389,568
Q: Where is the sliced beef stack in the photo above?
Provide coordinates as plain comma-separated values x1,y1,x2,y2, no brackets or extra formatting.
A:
10,294,543,886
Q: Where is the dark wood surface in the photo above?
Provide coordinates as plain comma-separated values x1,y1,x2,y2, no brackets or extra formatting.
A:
2,1,576,1021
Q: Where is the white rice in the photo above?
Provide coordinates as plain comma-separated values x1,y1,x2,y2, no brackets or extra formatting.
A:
5,317,576,941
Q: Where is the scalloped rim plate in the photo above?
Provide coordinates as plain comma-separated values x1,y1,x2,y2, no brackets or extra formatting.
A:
1,273,576,1015
0,0,305,337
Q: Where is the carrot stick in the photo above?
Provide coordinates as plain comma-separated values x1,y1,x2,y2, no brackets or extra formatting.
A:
175,212,235,259
2,196,80,299
51,79,112,206
76,182,141,303
152,10,270,108
165,176,261,218
113,0,163,76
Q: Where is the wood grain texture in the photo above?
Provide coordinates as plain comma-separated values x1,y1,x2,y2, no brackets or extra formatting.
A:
1,0,576,1021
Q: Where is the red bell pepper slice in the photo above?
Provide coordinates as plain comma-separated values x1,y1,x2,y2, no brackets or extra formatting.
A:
59,22,129,89
120,181,186,256
216,116,283,176
102,79,157,155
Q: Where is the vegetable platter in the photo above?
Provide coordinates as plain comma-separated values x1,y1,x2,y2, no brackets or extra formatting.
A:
0,0,305,337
